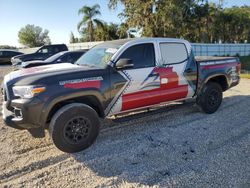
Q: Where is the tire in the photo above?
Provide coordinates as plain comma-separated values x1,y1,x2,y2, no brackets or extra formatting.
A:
49,103,100,153
196,82,223,114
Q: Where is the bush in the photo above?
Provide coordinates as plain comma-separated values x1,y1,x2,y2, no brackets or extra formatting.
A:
239,56,250,71
0,45,17,49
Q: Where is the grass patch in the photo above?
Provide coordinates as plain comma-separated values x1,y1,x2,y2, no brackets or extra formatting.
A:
241,74,250,79
239,56,250,71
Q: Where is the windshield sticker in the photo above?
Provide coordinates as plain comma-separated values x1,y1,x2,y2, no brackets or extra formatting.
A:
106,48,118,54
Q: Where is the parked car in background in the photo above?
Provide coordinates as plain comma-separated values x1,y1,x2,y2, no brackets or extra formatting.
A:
17,50,87,68
0,50,23,64
11,44,68,65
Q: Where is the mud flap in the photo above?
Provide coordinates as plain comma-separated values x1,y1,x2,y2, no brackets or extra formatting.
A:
28,127,45,138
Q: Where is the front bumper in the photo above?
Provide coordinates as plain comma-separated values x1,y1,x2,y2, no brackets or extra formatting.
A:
2,98,44,130
2,101,25,129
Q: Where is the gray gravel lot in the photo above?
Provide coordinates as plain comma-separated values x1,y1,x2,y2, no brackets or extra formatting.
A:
0,65,250,188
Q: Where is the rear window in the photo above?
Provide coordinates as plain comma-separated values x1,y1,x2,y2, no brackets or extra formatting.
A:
159,43,188,65
2,51,12,57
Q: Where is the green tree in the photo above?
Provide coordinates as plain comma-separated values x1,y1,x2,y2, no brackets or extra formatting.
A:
108,0,250,43
18,24,51,47
117,23,128,38
69,31,79,43
93,22,119,41
0,45,17,49
77,4,103,42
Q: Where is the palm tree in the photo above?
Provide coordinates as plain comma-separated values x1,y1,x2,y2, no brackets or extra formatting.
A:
77,4,103,41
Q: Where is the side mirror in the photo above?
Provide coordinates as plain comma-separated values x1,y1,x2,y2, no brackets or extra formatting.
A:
115,58,134,69
57,59,62,63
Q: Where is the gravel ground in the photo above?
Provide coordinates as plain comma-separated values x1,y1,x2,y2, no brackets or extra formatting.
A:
0,65,250,188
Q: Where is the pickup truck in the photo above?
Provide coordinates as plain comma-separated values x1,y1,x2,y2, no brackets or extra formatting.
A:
19,50,87,69
11,44,68,66
2,38,241,153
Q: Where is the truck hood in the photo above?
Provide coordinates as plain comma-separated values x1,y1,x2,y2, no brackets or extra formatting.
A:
5,63,80,83
23,60,46,64
20,60,48,68
12,53,36,60
11,53,45,64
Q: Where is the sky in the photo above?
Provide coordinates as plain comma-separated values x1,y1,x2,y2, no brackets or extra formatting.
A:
0,0,249,47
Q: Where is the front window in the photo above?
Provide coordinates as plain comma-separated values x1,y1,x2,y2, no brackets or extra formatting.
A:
37,47,52,54
118,43,155,69
45,52,64,62
75,44,119,68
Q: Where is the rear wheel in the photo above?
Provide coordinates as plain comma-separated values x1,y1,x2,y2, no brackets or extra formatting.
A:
49,103,100,153
196,82,222,114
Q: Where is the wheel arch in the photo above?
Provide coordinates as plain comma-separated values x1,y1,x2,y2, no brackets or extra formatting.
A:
204,74,229,92
41,93,105,128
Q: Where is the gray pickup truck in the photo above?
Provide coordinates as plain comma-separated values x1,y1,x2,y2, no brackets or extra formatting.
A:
11,44,68,66
2,38,241,153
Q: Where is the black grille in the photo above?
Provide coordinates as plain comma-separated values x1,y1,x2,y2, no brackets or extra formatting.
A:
4,90,7,101
1,88,7,101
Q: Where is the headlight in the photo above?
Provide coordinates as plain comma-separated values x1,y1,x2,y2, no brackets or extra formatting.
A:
12,86,46,99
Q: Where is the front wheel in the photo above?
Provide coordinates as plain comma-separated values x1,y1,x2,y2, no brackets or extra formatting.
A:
196,82,223,114
49,103,100,153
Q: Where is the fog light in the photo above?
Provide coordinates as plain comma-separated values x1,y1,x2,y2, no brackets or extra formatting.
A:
14,108,22,118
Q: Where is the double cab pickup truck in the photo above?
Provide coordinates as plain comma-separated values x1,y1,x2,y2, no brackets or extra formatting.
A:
11,44,68,66
2,38,241,153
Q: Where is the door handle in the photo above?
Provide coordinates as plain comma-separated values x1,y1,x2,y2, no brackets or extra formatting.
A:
186,68,193,73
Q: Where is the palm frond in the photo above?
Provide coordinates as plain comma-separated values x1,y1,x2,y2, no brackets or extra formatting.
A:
77,19,86,31
92,4,100,11
90,4,101,17
78,6,91,15
94,19,104,28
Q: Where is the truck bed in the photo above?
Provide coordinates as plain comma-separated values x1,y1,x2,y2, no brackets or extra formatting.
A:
195,56,238,63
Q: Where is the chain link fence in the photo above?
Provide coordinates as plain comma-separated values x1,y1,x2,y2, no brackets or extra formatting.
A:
192,43,250,56
18,42,250,57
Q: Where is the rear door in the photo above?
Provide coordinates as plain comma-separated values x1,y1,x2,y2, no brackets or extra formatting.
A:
157,42,197,99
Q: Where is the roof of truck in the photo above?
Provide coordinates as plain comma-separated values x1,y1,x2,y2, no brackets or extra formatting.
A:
98,38,189,47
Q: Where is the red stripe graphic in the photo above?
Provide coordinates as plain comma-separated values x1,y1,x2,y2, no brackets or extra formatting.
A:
202,62,239,70
121,67,188,111
64,80,101,89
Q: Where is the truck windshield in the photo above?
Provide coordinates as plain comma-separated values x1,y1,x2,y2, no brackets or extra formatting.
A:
45,52,65,62
75,44,119,68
